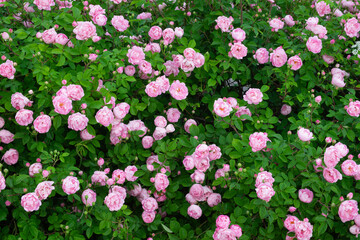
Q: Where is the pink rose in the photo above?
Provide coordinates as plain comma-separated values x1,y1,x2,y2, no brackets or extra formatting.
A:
34,115,52,133
180,59,195,72
125,165,138,182
294,219,313,240
189,184,204,201
187,204,202,219
298,188,313,203
184,48,196,60
214,229,236,240
127,46,145,65
67,84,84,101
162,28,175,45
1,32,9,40
334,9,343,17
345,18,360,38
322,54,334,64
91,171,108,186
145,81,162,98
216,215,231,229
154,173,169,191
111,15,129,32
284,15,295,27
287,55,303,70
80,129,95,140
0,129,14,144
0,171,6,192
297,127,313,142
254,48,269,64
148,26,162,40
0,117,4,128
53,95,72,115
142,197,158,212
153,127,167,140
15,109,33,126
244,88,263,105
255,171,275,187
93,14,107,26
142,210,156,223
11,92,31,110
125,65,136,76
169,80,188,100
184,119,197,133
249,132,270,152
112,169,126,184
24,2,35,12
207,193,221,207
89,4,105,17
73,21,97,41
284,215,299,231
256,183,275,202
62,176,80,195
129,184,142,197
332,74,345,88
324,146,340,168
0,60,16,79
315,1,331,16
193,53,205,68
35,181,55,200
88,54,98,61
104,192,124,211
82,188,97,206
113,102,130,119
335,142,349,158
229,42,248,60
270,47,287,67
341,160,357,176
29,163,42,177
209,144,222,160
139,60,152,74
155,76,170,93
154,116,167,128
21,192,42,212
142,136,154,149
68,113,89,131
315,96,322,103
127,120,147,137
191,170,205,183
55,33,69,45
2,148,18,165
281,104,292,115
350,225,360,237
33,0,55,10
306,36,322,54
230,225,242,238
186,193,197,205
174,27,184,38
183,156,195,170
95,106,114,127
339,200,359,222
231,28,246,42
215,16,234,32
323,167,343,183
42,28,57,44
269,18,284,32
213,98,232,117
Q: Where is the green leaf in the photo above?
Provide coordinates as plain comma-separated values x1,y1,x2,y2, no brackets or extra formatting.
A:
261,85,270,92
162,223,173,233
232,138,242,152
53,115,62,130
259,206,268,219
189,124,199,136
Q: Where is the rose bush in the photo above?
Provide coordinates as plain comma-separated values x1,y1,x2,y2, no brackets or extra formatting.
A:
1,0,360,239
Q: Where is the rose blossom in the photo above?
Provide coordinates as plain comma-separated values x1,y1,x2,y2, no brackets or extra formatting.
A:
113,102,130,119
323,167,343,183
142,197,158,212
255,171,275,187
73,21,97,41
91,171,108,186
322,55,334,64
191,170,205,183
281,104,292,115
294,219,313,240
155,76,170,93
270,47,287,67
15,109,33,126
111,15,129,32
231,28,246,42
249,132,270,152
169,80,188,100
142,210,156,223
166,108,181,123
142,136,154,149
33,0,55,11
345,18,360,38
125,65,136,76
216,215,231,229
306,36,322,54
96,106,114,127
174,27,184,38
297,127,313,142
269,18,284,32
154,173,169,191
213,98,232,117
82,189,96,206
34,115,52,133
287,55,303,70
68,113,89,131
187,204,202,219
93,14,107,26
0,60,16,79
339,200,359,223
62,176,80,195
284,15,295,26
11,92,31,110
35,181,55,200
104,192,124,211
284,215,299,232
189,184,204,201
55,33,69,45
207,193,222,207
127,46,145,65
21,193,42,212
124,165,138,182
298,188,314,203
254,48,269,64
53,95,72,115
335,142,349,158
341,160,357,176
256,183,275,202
80,129,95,140
215,16,234,32
67,84,84,101
229,42,248,59
2,148,18,165
244,88,263,105
153,127,167,140
0,171,5,192
162,28,175,45
315,1,331,16
29,163,42,177
148,26,162,40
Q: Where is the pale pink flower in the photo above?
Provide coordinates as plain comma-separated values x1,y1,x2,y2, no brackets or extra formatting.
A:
104,192,124,211
288,55,303,70
53,95,72,115
169,80,188,100
215,16,234,32
29,163,42,177
0,60,16,79
82,189,97,206
148,26,162,40
294,219,313,240
249,132,270,152
95,106,114,127
2,148,18,165
345,18,360,38
67,84,84,101
187,204,202,219
315,1,331,16
339,200,359,222
73,21,97,41
229,42,248,60
213,98,232,117
62,176,80,195
34,115,52,133
254,48,269,64
162,28,175,45
111,15,129,32
35,181,55,200
231,28,246,42
306,36,322,54
244,88,263,105
323,167,343,183
256,183,275,202
154,173,169,191
11,92,31,110
142,210,156,223
297,127,313,142
298,188,314,203
21,193,42,212
270,47,287,67
269,18,284,31
15,109,33,126
33,0,55,10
